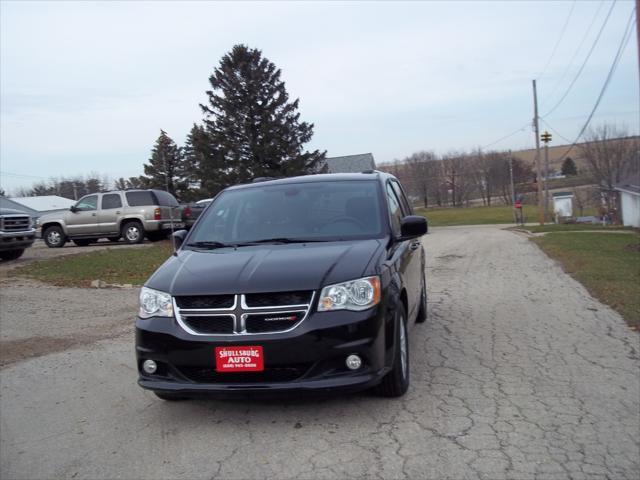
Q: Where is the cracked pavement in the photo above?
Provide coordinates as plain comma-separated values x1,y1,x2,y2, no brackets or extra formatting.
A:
1,225,638,479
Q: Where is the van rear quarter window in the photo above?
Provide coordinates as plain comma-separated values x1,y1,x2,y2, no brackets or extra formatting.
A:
126,192,156,207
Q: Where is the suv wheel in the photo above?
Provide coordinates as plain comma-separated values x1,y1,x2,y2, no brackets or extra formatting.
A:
0,249,24,261
376,304,410,397
122,221,144,244
43,225,66,248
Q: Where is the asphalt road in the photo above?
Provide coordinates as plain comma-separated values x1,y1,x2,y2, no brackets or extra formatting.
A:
1,226,638,479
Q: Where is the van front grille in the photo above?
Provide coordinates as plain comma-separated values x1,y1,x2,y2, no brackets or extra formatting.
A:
174,291,314,335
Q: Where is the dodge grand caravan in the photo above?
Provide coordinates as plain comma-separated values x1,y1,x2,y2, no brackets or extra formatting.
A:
136,172,428,399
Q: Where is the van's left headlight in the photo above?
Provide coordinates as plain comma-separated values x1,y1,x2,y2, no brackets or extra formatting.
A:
318,276,381,312
139,287,173,318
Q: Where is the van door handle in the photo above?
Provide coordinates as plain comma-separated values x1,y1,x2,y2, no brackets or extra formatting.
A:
116,211,121,214
91,213,97,217
410,241,420,250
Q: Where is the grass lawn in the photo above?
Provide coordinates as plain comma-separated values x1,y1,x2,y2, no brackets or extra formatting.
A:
415,204,539,226
516,224,634,234
532,232,640,329
12,243,173,287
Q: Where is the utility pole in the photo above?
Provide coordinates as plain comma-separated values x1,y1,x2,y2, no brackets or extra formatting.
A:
541,131,552,222
508,150,517,223
532,79,544,225
72,182,78,200
637,0,640,97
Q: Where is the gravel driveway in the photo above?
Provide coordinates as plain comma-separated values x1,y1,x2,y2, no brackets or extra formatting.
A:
1,225,638,479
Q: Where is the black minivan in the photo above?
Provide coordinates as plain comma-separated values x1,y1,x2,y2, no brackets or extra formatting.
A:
136,172,427,399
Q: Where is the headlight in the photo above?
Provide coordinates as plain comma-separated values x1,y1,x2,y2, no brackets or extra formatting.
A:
318,276,381,312
139,287,174,319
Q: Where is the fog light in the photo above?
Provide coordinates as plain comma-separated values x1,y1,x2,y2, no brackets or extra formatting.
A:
142,359,157,374
345,354,362,370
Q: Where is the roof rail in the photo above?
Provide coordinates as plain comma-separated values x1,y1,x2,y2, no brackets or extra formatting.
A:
361,169,378,174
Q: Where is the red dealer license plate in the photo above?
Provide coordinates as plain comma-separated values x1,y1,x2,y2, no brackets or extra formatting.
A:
215,346,264,372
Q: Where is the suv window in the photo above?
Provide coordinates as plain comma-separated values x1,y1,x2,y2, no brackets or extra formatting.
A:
102,194,122,210
125,191,157,207
154,190,179,207
76,195,98,211
386,184,403,236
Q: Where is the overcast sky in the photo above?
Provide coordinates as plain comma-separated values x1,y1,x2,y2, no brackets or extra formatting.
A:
1,0,637,194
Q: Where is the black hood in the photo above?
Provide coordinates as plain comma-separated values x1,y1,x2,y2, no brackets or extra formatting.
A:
146,240,386,296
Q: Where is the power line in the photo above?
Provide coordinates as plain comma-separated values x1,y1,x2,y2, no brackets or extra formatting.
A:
542,0,617,118
540,118,573,143
480,123,530,150
542,0,607,106
538,0,577,79
556,7,635,161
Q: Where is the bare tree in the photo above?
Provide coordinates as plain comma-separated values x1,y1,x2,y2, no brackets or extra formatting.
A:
442,152,475,207
579,125,638,211
404,151,443,208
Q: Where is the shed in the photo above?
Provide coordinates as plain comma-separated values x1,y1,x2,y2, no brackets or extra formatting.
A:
615,179,640,228
323,153,376,174
552,191,574,222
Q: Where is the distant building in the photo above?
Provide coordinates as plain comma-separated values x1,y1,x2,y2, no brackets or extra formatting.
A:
323,153,376,174
615,177,640,228
0,195,75,218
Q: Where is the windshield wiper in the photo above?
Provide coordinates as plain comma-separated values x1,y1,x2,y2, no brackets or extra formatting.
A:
185,241,235,249
243,237,327,245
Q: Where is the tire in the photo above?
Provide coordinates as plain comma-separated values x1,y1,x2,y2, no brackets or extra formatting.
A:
0,249,24,261
147,232,168,242
154,392,188,401
122,221,144,244
377,304,410,397
415,277,427,324
107,236,120,243
73,239,92,247
43,225,66,248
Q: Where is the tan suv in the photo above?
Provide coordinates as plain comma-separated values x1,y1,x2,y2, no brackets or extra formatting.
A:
37,189,184,248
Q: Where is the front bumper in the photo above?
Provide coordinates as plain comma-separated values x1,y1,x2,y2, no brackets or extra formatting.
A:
136,306,391,396
0,230,36,251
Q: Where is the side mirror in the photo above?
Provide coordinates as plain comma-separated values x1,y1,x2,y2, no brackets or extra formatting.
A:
70,205,78,213
400,215,428,239
172,229,188,249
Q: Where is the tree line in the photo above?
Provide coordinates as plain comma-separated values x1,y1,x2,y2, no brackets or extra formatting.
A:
380,125,637,209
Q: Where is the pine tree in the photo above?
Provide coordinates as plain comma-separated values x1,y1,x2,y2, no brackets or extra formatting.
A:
561,157,578,176
183,124,227,197
199,44,326,185
142,130,188,199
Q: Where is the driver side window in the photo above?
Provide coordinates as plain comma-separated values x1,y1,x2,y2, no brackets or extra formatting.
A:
75,195,98,211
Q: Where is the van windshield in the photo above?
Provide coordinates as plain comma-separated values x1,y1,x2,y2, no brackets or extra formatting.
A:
188,180,384,245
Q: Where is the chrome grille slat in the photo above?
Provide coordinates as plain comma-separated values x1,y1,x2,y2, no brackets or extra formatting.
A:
173,292,314,336
1,216,30,232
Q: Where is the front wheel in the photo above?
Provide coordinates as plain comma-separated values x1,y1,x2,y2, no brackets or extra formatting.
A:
43,225,66,248
376,304,410,397
0,249,25,261
122,221,144,244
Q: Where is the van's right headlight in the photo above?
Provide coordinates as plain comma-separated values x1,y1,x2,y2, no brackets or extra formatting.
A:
139,287,174,318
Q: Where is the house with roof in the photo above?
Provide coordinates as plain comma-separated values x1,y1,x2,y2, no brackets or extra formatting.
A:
0,195,75,219
615,176,640,228
323,153,376,174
